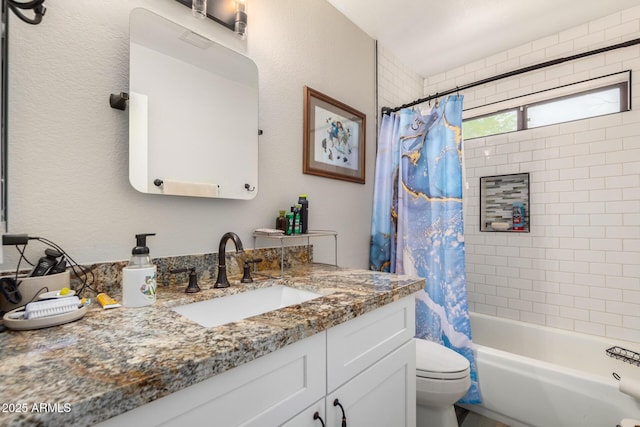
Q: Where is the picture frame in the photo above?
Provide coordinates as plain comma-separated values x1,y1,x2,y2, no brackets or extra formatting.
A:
303,86,366,184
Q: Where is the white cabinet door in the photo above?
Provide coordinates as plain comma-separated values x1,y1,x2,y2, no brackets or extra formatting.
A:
325,340,416,427
326,297,415,393
96,332,326,427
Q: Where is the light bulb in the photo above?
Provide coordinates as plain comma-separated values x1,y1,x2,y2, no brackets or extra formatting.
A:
192,0,207,19
234,0,247,38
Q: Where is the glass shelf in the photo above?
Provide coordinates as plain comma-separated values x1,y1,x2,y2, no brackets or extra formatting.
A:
252,230,338,278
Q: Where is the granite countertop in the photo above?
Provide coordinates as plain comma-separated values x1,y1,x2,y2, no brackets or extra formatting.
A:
0,264,424,427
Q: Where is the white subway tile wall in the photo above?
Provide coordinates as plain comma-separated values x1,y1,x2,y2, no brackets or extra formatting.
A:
377,45,424,114
379,5,640,342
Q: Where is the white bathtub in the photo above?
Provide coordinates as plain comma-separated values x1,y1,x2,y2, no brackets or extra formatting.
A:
459,312,640,427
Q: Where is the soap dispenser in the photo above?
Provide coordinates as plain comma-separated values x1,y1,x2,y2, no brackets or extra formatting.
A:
122,233,157,308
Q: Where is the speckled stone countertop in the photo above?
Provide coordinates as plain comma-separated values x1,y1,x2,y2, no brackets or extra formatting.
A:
0,264,424,427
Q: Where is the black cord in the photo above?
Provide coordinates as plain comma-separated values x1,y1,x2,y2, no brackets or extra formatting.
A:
13,243,34,280
15,244,34,265
33,237,98,296
4,235,97,296
21,285,48,305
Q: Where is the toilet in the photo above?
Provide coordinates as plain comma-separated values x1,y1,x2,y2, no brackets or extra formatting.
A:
416,338,471,427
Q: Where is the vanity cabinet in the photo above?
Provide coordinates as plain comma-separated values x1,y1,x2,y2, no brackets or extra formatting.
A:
288,341,415,427
97,296,415,426
285,296,416,426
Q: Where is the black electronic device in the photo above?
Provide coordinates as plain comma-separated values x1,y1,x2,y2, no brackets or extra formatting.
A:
48,257,67,275
29,248,62,277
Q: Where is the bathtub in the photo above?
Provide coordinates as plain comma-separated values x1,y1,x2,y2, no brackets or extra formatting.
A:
459,312,640,427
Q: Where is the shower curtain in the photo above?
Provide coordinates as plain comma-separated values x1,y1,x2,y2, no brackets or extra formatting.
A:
370,95,480,404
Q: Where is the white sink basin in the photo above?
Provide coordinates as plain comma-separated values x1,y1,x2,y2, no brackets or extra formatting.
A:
172,285,323,328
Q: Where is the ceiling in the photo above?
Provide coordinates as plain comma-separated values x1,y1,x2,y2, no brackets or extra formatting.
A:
326,0,640,77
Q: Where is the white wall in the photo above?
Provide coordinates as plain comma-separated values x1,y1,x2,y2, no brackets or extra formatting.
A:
423,6,640,342
377,44,424,114
4,0,376,269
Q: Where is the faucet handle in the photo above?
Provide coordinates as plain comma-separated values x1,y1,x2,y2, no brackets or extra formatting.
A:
170,267,201,293
241,259,263,283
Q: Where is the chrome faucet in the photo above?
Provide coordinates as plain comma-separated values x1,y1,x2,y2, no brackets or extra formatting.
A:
214,232,244,288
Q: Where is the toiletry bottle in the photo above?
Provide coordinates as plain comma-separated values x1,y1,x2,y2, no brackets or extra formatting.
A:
294,205,302,234
122,233,157,307
298,194,309,234
285,211,294,235
512,202,525,231
276,210,287,232
291,205,301,234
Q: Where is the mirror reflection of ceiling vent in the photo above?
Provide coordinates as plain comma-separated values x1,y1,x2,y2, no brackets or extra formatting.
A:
179,30,212,50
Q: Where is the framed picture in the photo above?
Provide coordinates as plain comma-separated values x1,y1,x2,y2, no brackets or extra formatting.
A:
303,86,366,184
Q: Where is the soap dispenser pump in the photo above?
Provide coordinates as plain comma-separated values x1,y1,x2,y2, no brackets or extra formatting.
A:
122,233,157,308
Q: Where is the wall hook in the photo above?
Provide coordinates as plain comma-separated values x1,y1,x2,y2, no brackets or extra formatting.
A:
244,183,255,192
109,92,129,110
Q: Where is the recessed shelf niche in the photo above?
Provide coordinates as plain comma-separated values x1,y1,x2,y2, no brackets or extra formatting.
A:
480,173,530,232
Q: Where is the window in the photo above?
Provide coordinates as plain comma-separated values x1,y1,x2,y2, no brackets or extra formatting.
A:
462,71,630,140
525,84,626,128
463,109,518,139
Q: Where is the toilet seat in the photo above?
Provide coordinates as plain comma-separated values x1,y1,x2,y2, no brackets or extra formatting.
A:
416,339,470,380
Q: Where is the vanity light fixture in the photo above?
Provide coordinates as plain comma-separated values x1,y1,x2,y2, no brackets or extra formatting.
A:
176,0,248,39
234,0,247,39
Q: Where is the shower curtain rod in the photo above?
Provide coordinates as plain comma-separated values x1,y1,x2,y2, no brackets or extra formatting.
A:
381,37,640,115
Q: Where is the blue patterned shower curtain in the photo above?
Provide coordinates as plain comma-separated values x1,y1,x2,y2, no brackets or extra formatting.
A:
370,96,480,404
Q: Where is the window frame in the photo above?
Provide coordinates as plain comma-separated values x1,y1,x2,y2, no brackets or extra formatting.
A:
462,71,631,140
522,81,629,130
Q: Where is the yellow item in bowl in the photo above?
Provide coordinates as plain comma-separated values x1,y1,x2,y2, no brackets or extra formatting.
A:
59,287,71,296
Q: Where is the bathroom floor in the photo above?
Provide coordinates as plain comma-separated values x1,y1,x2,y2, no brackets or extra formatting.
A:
456,406,510,427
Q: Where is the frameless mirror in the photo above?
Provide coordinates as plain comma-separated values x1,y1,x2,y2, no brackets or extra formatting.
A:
129,8,258,199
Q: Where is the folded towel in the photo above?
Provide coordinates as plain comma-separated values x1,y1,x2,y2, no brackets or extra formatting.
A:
161,180,219,198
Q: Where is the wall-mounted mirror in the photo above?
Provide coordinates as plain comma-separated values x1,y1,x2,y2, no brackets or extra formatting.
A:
129,8,258,199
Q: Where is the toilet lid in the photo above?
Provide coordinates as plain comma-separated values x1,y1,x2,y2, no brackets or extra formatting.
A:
415,339,470,380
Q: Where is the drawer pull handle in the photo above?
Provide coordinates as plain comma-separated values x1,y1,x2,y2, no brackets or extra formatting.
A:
313,411,325,427
333,398,347,427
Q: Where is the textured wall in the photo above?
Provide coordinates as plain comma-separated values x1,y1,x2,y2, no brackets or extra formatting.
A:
4,0,376,269
424,6,640,342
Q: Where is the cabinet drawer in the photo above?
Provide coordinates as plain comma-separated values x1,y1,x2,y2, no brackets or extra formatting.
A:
326,295,415,392
97,332,326,427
